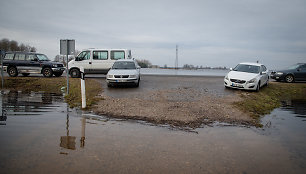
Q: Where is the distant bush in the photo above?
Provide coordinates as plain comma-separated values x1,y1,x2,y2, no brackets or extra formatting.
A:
136,59,152,68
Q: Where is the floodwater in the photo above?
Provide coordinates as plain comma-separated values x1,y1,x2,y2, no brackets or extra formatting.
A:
0,91,306,174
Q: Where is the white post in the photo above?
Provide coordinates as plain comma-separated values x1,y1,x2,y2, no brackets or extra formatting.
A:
80,67,86,109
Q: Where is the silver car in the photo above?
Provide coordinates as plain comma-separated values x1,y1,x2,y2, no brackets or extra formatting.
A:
106,59,141,87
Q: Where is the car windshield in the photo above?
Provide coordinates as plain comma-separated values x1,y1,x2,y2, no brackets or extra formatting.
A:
287,64,300,70
233,64,260,74
112,61,136,69
36,54,49,61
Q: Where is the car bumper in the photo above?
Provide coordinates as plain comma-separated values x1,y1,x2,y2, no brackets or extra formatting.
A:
106,78,138,84
0,66,8,72
224,79,257,90
270,74,285,81
52,67,66,72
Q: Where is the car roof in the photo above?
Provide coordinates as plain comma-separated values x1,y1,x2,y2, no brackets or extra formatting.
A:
83,48,130,51
115,59,135,62
5,51,42,55
239,62,264,66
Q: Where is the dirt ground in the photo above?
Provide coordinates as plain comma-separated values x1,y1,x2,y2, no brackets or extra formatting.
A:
90,75,254,127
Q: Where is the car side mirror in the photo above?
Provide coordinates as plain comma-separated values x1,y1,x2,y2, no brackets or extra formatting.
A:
229,68,233,71
137,66,141,69
297,68,300,72
33,58,38,61
75,57,82,61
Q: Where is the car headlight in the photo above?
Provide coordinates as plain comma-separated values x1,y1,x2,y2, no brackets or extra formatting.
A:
248,78,256,83
52,64,58,68
129,75,136,78
225,75,229,80
276,72,283,75
107,75,114,78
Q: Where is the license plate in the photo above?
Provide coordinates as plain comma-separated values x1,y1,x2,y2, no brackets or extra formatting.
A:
116,80,125,82
232,83,243,88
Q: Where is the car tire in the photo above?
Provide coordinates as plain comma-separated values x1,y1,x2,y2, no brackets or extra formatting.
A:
285,75,294,83
8,67,18,77
107,83,112,88
256,81,260,92
22,73,30,77
70,68,80,78
54,72,63,77
42,67,53,77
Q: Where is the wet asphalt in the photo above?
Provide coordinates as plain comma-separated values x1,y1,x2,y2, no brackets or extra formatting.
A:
85,74,235,98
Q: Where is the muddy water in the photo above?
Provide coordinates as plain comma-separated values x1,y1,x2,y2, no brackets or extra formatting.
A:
0,91,306,174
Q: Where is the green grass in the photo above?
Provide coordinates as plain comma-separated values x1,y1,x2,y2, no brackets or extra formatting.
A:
234,82,306,121
1,77,103,109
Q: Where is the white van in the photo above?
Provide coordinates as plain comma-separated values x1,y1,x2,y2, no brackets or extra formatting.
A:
68,48,132,77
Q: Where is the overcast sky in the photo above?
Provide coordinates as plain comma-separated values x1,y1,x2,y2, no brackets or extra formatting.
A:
1,0,305,69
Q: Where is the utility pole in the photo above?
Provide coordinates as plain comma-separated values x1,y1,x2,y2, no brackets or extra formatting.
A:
175,45,178,69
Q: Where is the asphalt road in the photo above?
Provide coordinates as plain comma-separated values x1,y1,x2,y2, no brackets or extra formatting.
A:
1,71,234,98
85,74,235,98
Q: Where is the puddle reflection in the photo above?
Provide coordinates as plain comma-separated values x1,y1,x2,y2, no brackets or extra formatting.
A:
59,107,86,151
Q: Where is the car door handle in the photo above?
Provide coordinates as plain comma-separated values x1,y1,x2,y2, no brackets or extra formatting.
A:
89,62,92,64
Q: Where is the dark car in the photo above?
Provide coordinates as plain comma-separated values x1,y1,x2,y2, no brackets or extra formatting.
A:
270,63,306,83
1,52,65,77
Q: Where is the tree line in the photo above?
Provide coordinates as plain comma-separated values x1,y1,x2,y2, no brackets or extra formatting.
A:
0,38,36,52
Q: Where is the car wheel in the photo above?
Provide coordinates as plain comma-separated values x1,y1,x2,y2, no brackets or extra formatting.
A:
70,68,80,78
42,67,53,77
54,72,63,77
22,73,30,77
8,67,18,77
107,83,112,88
256,81,260,92
285,75,294,83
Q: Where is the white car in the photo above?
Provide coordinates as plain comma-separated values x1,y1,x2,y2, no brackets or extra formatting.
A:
68,48,132,78
106,59,141,87
224,62,269,91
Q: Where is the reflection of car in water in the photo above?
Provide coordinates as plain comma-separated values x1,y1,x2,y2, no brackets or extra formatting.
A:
1,91,61,114
281,100,306,116
271,63,306,83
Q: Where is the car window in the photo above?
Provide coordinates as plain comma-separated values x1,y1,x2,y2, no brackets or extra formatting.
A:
112,61,136,69
111,51,125,60
233,64,260,74
77,51,90,60
26,54,36,61
288,64,300,70
4,53,14,60
36,54,49,61
299,64,306,71
15,53,26,60
93,51,108,60
261,65,267,72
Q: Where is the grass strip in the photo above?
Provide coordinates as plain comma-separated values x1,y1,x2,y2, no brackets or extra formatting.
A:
234,82,306,121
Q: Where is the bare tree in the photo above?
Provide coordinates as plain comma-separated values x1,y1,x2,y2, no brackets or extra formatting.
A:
0,38,37,52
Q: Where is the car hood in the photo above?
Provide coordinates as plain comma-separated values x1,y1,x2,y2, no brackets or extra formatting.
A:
42,61,63,66
227,71,258,81
107,69,138,75
274,69,294,73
